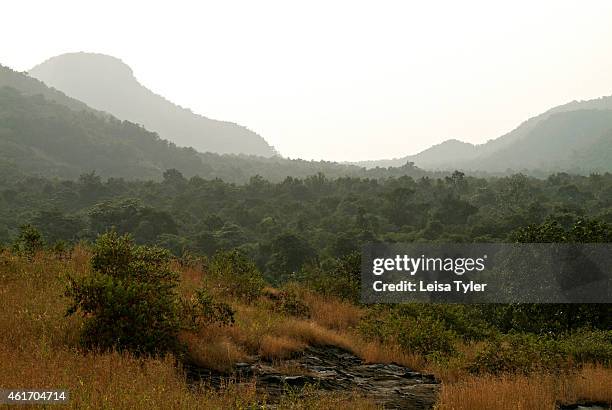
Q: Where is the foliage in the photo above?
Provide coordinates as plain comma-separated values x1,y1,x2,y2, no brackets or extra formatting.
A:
503,218,612,334
468,333,566,375
359,306,458,357
12,224,44,257
2,166,611,281
299,252,361,303
512,217,611,243
180,288,235,329
65,231,182,355
560,329,612,364
265,287,311,318
208,250,265,301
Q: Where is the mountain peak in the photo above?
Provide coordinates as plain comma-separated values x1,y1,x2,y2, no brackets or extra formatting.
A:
29,52,276,157
32,52,135,80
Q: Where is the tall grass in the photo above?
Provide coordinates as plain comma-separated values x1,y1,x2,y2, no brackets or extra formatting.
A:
435,365,612,410
2,249,611,409
0,249,377,409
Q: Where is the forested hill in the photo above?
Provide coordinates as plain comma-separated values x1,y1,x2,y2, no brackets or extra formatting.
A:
29,52,276,157
357,96,612,174
0,66,443,182
0,86,208,180
0,64,93,112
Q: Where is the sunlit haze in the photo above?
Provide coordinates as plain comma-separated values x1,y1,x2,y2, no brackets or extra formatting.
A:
3,0,612,161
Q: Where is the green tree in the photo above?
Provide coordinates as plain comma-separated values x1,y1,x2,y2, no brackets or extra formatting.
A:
65,232,182,354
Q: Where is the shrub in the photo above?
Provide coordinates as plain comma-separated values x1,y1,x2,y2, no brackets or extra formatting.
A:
65,231,182,355
12,224,44,258
181,288,235,329
299,252,361,302
468,333,566,375
395,316,457,357
209,250,265,301
264,287,311,318
51,240,71,259
359,307,457,358
561,329,612,364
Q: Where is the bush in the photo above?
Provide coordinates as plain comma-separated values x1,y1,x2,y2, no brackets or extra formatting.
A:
561,329,612,364
299,252,361,302
359,306,457,357
51,240,70,259
264,287,310,318
468,333,566,374
181,288,235,329
12,224,44,258
66,231,182,355
209,250,265,301
396,316,457,357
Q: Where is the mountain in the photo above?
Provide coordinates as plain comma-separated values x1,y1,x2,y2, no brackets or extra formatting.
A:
470,109,612,172
357,96,612,173
0,63,93,113
355,139,477,169
1,64,441,183
0,84,208,180
29,52,276,157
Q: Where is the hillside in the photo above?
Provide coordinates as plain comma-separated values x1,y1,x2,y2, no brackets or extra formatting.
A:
1,66,441,183
473,109,612,172
0,86,213,180
358,96,612,173
0,64,93,112
29,52,276,157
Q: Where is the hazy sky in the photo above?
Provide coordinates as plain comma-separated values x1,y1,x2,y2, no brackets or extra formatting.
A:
3,1,612,161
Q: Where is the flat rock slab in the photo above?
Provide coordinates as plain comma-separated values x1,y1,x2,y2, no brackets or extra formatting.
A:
189,345,440,409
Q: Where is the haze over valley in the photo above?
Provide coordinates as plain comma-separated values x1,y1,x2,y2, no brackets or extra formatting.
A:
0,51,609,180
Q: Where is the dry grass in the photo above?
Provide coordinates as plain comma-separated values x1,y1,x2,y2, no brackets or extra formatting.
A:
435,365,612,410
298,287,364,331
0,250,379,409
3,249,611,409
356,341,427,371
180,332,248,372
259,335,306,360
187,302,359,369
558,364,612,405
273,318,354,351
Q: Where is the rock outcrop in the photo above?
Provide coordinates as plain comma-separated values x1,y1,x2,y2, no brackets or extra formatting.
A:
188,345,440,409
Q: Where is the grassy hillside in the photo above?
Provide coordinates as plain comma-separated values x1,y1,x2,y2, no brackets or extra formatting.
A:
1,239,610,409
0,247,377,409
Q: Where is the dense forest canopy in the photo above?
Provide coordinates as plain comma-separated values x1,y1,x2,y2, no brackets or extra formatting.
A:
2,169,609,282
1,58,611,283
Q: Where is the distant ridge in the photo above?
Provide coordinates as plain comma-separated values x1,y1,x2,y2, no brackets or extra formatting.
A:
1,63,441,182
355,95,612,174
29,52,276,157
